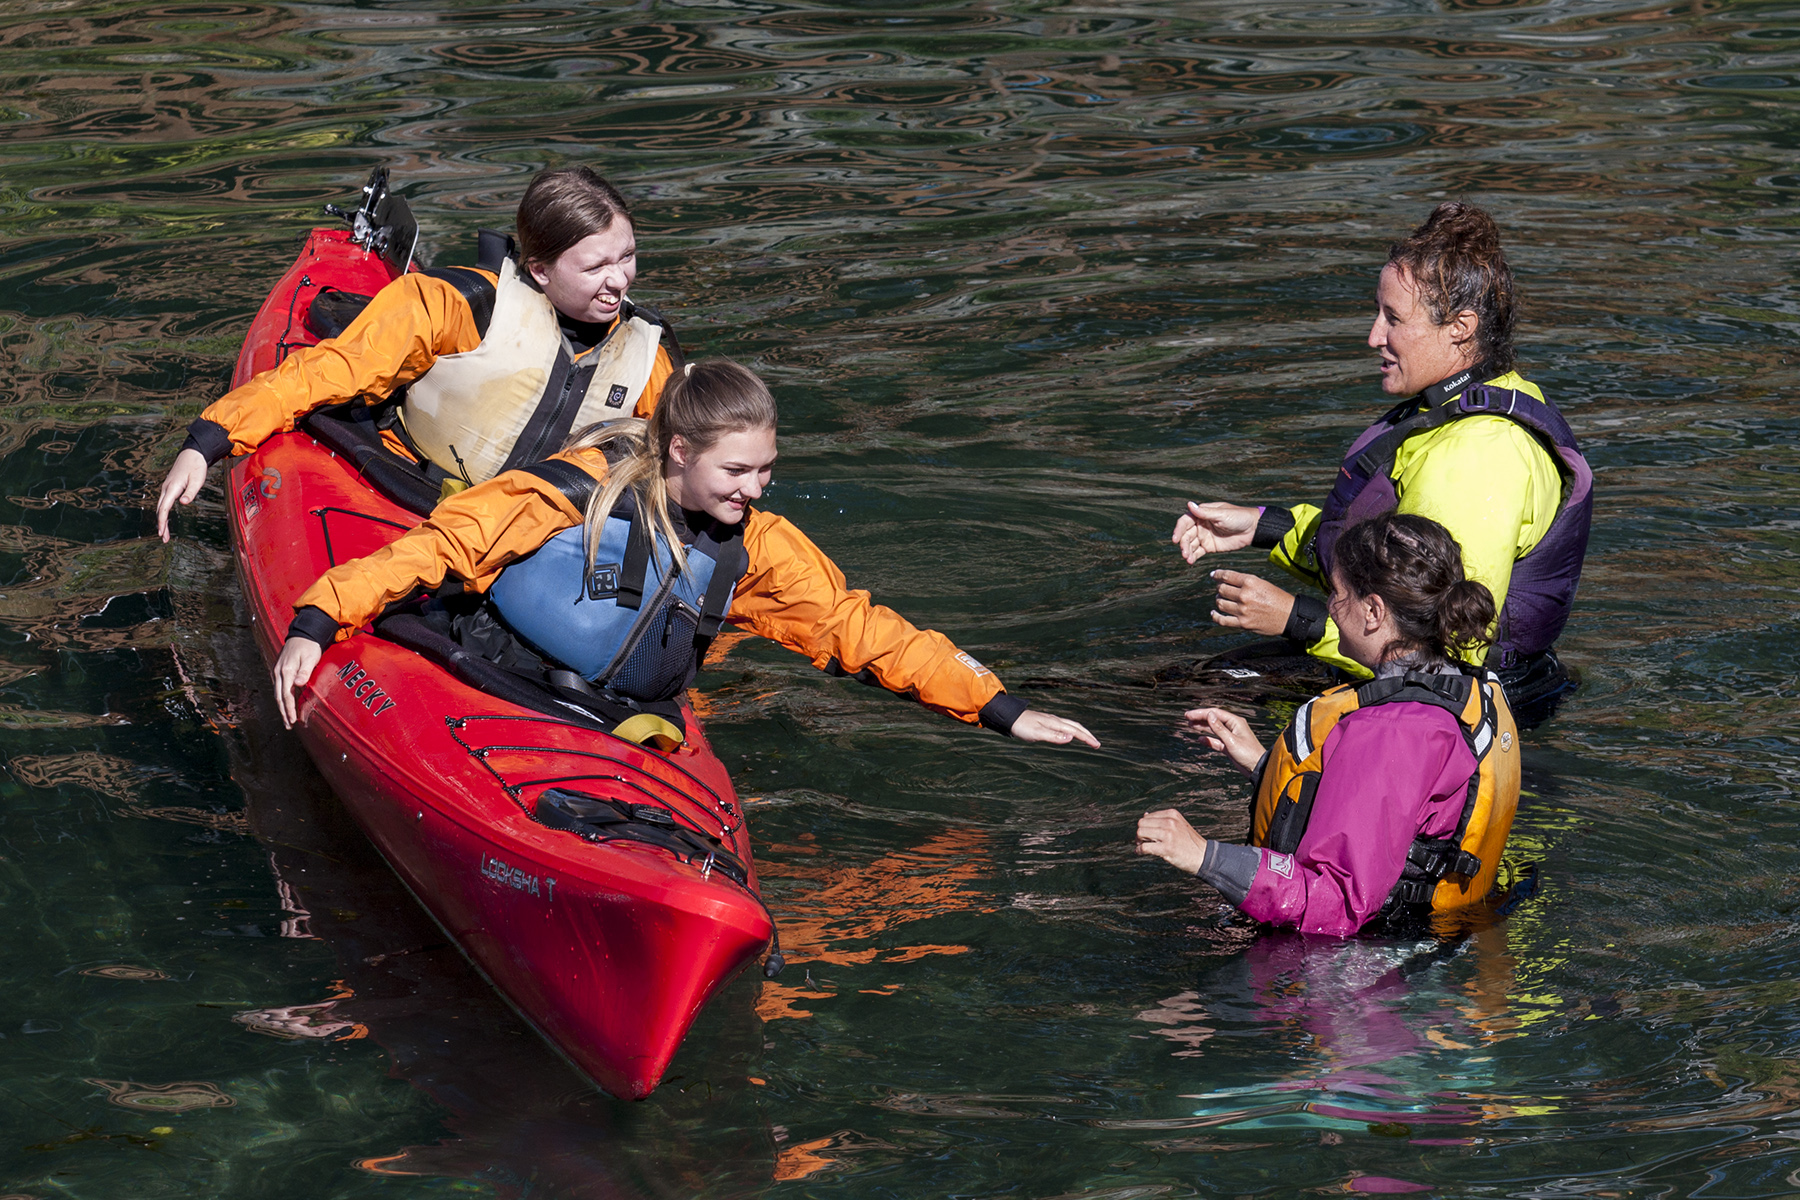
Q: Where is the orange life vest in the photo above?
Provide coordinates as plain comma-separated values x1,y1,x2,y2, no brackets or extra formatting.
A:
1250,669,1520,914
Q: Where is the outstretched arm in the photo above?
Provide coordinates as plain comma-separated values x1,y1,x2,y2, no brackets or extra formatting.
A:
730,511,1099,746
156,273,482,540
288,453,595,640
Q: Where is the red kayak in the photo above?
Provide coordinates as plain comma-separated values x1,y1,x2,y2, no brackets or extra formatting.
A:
220,172,775,1100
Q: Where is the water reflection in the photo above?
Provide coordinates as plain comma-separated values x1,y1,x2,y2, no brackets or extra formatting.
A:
1144,928,1527,1133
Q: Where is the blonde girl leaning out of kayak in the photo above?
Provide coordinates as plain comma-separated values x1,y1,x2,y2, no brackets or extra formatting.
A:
1138,513,1520,936
271,359,1100,750
158,165,681,540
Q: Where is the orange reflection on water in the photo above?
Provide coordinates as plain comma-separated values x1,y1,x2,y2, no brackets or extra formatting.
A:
772,1134,841,1182
754,826,992,1021
687,628,757,720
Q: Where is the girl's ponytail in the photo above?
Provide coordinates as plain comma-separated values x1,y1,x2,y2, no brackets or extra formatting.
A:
1436,577,1498,663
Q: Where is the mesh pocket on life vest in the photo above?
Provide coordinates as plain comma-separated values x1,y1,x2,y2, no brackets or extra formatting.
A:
606,601,701,702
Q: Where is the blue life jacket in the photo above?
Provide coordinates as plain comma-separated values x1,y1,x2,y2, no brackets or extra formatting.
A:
487,460,749,702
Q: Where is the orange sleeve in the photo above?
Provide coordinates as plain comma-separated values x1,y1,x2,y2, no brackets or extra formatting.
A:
201,271,488,456
294,447,603,638
727,510,1005,724
633,342,675,419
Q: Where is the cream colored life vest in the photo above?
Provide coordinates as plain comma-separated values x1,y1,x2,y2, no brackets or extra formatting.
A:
400,257,663,484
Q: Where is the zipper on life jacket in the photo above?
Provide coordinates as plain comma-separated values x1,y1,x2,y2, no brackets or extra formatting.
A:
517,310,627,467
513,356,589,469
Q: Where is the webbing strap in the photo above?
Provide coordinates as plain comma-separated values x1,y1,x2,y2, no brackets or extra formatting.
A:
1351,401,1466,479
1446,677,1500,850
694,527,748,636
617,504,654,610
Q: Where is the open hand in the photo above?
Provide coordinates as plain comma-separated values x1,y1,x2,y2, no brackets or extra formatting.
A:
1136,808,1208,874
156,448,210,543
272,637,324,729
1210,569,1295,637
1183,706,1265,776
1011,709,1101,749
1172,501,1259,565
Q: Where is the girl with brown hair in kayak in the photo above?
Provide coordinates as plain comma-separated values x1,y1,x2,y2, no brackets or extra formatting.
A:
157,165,683,541
270,359,1100,749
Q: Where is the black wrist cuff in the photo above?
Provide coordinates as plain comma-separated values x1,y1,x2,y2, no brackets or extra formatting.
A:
181,418,234,466
978,692,1029,736
1284,593,1329,644
1195,839,1262,905
287,605,340,647
1251,505,1295,549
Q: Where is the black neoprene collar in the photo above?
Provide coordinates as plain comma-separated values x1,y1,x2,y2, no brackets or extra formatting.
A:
1417,361,1496,410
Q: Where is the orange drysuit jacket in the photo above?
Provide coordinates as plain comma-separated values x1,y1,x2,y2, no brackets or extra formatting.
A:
291,447,1009,726
191,270,675,460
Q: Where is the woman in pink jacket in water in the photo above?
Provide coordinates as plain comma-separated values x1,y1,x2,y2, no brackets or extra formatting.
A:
1136,512,1521,937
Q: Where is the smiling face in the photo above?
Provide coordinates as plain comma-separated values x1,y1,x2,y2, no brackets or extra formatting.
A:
664,425,777,525
1367,264,1480,397
527,221,638,324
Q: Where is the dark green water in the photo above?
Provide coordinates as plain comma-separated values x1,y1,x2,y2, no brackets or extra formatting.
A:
2,0,1798,1194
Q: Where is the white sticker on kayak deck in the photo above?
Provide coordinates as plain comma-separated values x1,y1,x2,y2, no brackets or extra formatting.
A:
1265,851,1294,880
954,652,991,678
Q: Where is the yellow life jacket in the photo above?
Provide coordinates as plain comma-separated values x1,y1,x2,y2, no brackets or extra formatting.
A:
1250,669,1520,914
399,256,664,485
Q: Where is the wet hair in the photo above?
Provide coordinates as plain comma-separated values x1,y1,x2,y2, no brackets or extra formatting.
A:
1332,512,1496,665
1387,202,1516,374
514,166,633,271
563,359,778,576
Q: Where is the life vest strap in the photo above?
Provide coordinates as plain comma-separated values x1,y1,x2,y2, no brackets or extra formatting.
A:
617,502,654,609
695,522,748,636
1406,836,1482,881
1350,400,1466,480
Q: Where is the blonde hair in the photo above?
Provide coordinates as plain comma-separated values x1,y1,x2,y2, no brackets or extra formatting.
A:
562,359,778,576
